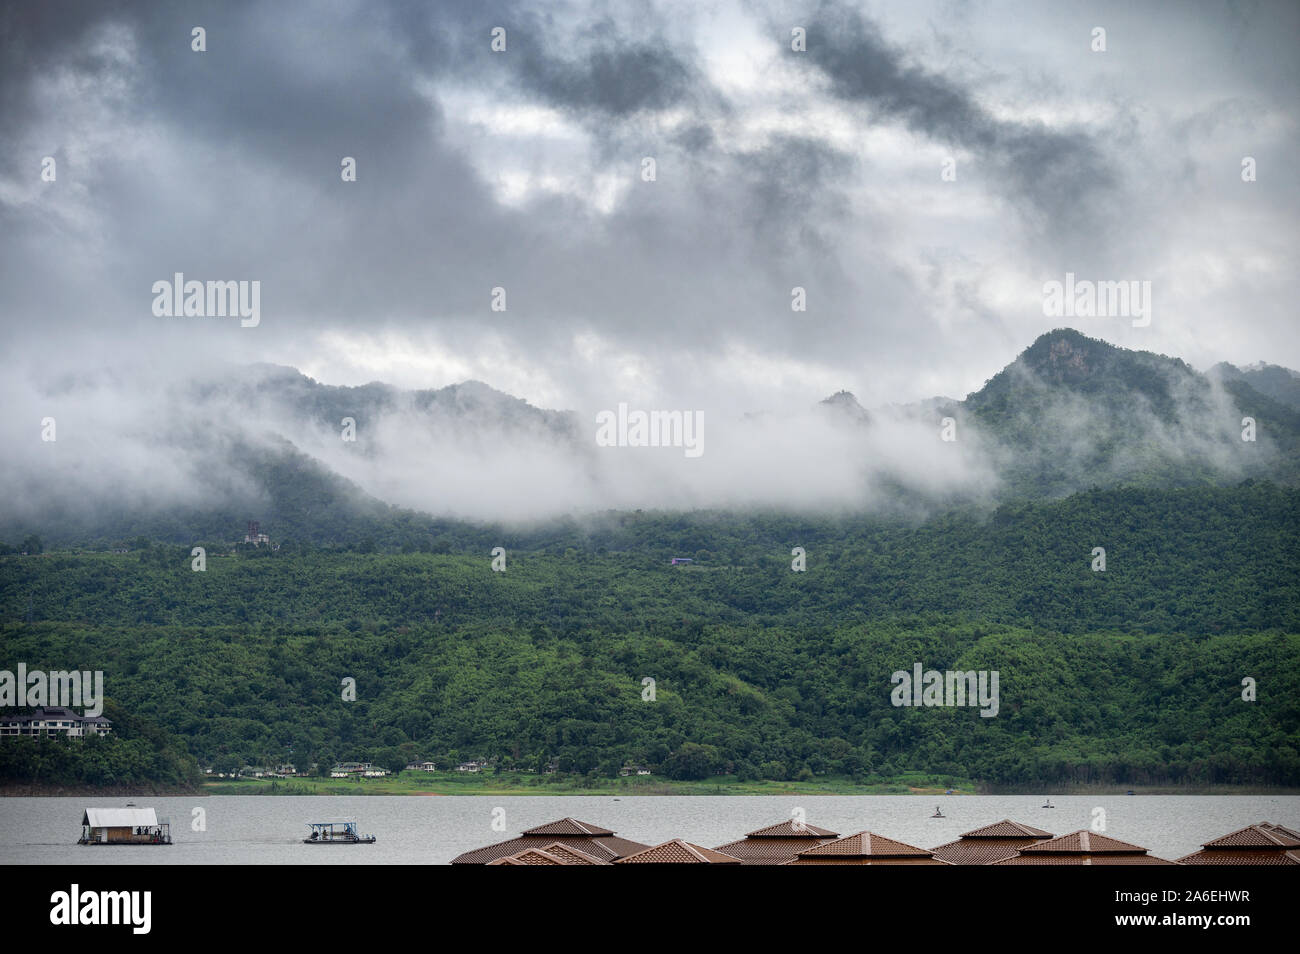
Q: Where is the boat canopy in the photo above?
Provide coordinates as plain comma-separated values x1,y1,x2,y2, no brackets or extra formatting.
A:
307,821,360,834
83,808,159,828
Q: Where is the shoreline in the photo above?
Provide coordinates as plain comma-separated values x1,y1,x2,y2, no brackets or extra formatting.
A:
7,778,1299,798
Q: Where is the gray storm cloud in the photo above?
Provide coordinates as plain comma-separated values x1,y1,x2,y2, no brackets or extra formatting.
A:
1,0,1297,522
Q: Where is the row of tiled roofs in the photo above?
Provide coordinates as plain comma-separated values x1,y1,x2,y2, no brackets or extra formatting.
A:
452,816,1300,865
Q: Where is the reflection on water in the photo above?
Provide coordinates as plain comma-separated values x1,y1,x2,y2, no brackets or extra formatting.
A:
1,794,1297,865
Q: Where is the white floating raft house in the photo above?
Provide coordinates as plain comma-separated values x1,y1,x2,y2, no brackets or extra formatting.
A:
79,807,172,845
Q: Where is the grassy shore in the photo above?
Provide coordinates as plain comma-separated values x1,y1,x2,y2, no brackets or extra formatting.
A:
7,773,1294,797
202,771,976,797
201,773,1300,797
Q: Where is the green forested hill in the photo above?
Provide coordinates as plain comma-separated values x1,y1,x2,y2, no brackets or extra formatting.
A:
2,484,1296,787
961,329,1300,497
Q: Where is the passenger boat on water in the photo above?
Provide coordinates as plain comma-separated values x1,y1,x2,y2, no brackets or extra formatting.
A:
303,821,376,844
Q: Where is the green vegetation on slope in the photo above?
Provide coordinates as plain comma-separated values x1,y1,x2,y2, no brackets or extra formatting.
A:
1,484,1296,788
0,700,202,790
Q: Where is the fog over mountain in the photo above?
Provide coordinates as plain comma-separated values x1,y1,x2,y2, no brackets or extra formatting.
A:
1,1,1297,539
1,330,1294,544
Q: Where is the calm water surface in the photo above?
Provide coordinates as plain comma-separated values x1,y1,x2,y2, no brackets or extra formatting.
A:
2,794,1296,864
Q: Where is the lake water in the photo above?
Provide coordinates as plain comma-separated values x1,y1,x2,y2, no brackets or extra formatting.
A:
3,794,1297,864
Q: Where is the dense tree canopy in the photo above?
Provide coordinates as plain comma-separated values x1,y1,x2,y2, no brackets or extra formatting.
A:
1,483,1296,787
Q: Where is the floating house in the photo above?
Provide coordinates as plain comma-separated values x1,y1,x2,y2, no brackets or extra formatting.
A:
714,819,840,865
993,830,1176,865
452,817,649,865
931,819,1054,865
79,808,171,846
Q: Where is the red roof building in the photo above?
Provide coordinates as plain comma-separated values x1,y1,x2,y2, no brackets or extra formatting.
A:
1176,823,1300,866
452,817,648,864
994,830,1177,865
714,819,841,865
931,819,1054,865
786,831,951,865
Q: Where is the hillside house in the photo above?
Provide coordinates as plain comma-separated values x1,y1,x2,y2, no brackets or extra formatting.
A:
0,707,112,738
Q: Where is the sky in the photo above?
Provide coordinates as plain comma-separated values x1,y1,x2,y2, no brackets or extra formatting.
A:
2,0,1297,414
0,0,1297,523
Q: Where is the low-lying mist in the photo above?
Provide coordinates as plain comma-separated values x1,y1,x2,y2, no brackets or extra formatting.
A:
0,339,1287,541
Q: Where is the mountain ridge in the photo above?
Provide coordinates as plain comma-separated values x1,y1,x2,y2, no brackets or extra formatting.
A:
4,329,1297,548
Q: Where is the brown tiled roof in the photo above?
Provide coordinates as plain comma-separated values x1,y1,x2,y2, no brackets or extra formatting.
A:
451,818,649,864
994,854,1179,865
786,855,951,866
787,831,951,864
453,833,648,864
994,829,1177,865
1200,824,1300,849
715,835,840,865
1261,822,1300,841
958,819,1053,839
614,839,743,864
712,819,841,865
931,819,1054,865
931,838,1045,866
743,820,840,838
1178,849,1300,865
521,817,617,837
486,848,568,865
1019,831,1150,854
484,842,613,866
538,842,610,865
799,831,933,857
1176,823,1300,864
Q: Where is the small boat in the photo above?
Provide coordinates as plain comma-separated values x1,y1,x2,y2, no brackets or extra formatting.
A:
303,821,376,844
931,806,945,818
1126,790,1135,796
1042,798,1055,808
